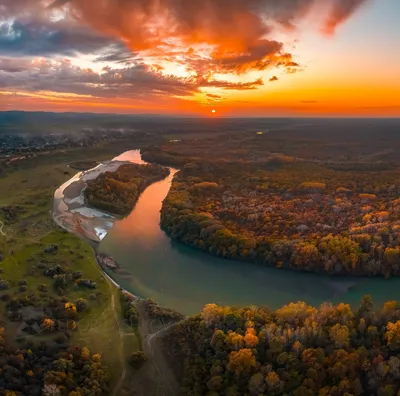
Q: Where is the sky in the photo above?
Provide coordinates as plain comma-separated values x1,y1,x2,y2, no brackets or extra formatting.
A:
0,0,399,117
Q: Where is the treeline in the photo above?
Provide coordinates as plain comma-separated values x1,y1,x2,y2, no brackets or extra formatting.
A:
161,162,400,277
164,297,400,396
141,147,199,167
85,163,169,216
0,327,109,395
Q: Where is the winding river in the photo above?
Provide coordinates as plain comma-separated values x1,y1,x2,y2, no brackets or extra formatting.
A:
55,150,400,315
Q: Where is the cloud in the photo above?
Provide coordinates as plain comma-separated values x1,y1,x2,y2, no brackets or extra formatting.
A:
206,93,221,99
197,77,264,90
0,58,264,100
269,76,279,82
0,0,370,102
0,19,124,57
323,0,369,35
49,0,369,74
0,57,32,72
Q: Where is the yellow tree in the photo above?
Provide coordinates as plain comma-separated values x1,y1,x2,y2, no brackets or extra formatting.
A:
329,324,350,349
41,318,56,332
81,347,91,361
228,348,257,375
202,304,223,327
265,371,284,394
386,321,400,351
244,328,259,348
226,332,245,351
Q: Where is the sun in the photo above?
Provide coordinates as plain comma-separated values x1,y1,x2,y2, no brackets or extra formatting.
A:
211,109,216,114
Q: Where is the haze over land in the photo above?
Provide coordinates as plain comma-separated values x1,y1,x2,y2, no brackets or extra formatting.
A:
1,0,399,116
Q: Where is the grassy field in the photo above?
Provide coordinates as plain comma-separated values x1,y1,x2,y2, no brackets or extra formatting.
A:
0,142,142,390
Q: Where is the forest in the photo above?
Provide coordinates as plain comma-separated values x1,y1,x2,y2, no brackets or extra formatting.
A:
0,331,109,396
164,297,400,396
85,163,169,216
161,161,400,277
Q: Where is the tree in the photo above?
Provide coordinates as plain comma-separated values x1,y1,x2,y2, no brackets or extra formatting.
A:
265,371,284,394
244,328,259,348
248,373,265,395
75,298,87,312
43,384,61,396
81,347,91,360
329,324,350,348
129,351,147,369
41,318,56,332
226,332,244,351
385,321,400,351
207,376,223,391
228,349,257,374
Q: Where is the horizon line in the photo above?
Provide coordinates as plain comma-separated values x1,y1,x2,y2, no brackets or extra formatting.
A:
1,109,399,120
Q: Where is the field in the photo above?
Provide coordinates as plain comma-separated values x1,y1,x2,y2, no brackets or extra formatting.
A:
0,141,143,391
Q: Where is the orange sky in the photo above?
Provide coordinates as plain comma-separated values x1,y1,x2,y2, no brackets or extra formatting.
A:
0,0,399,117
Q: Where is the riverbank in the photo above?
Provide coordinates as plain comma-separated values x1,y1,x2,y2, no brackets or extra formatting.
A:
53,160,132,242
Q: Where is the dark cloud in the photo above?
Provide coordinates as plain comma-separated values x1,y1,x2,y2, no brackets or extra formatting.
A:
0,19,123,57
0,57,32,72
0,59,264,99
95,49,138,64
269,76,279,82
197,77,264,90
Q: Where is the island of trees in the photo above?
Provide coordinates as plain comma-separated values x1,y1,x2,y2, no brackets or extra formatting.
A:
161,161,400,277
164,297,400,396
85,163,169,216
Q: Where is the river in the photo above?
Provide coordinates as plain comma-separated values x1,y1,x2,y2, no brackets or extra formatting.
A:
88,150,399,315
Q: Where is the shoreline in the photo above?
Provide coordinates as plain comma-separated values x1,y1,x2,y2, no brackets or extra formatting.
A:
53,159,132,242
95,251,143,301
52,150,173,304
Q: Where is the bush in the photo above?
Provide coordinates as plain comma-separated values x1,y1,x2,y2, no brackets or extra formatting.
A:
53,274,68,288
75,298,88,313
129,351,147,369
72,271,83,279
37,284,48,292
37,261,47,269
76,279,96,289
125,305,139,326
0,279,9,290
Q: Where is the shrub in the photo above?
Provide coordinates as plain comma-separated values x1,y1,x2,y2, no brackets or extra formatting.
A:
129,351,147,369
37,284,48,292
75,298,87,313
0,279,10,290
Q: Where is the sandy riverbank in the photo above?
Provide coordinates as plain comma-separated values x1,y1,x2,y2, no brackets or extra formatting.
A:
53,159,132,242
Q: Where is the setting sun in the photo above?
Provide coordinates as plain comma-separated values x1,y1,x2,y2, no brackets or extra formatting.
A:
211,109,216,114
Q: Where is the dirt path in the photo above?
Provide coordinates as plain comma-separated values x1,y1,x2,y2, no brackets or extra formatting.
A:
135,302,181,396
109,293,126,396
